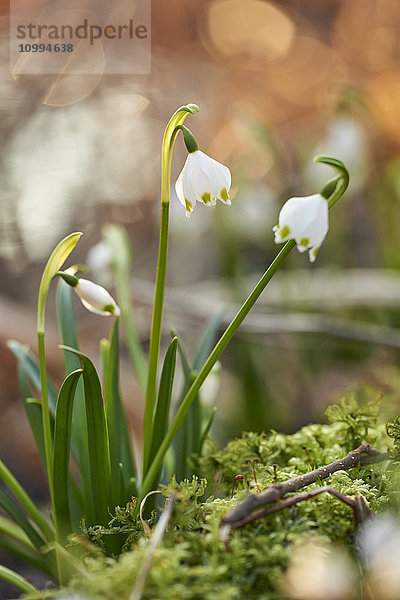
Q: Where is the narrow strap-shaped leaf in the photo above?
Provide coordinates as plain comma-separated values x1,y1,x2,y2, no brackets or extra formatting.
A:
0,535,53,577
175,335,192,383
56,280,93,521
0,515,33,548
60,346,112,526
0,459,54,542
52,369,83,540
17,356,47,467
8,340,58,414
0,564,38,595
0,490,46,551
104,319,135,504
147,337,178,474
173,369,196,482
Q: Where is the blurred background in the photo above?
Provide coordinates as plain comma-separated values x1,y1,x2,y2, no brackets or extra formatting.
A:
1,0,400,505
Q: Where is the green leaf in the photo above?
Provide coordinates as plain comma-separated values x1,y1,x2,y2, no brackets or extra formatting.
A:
0,515,33,548
0,564,38,595
0,490,46,551
37,232,82,333
52,369,83,540
60,346,112,526
0,535,51,577
172,312,222,481
146,337,178,478
0,460,54,543
175,334,193,383
56,279,92,522
103,318,136,504
8,340,58,415
0,517,54,577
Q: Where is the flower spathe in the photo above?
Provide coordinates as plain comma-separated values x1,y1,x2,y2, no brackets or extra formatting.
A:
74,278,120,317
175,150,231,218
273,193,329,262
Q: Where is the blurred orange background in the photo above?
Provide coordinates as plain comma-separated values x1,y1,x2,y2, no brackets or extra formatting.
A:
1,0,400,499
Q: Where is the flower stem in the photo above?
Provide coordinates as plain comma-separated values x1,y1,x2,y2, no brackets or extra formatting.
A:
142,105,199,477
143,201,170,474
38,331,54,502
140,239,296,498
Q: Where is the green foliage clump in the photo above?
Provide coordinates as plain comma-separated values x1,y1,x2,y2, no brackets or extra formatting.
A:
386,416,400,458
40,388,400,600
325,385,382,448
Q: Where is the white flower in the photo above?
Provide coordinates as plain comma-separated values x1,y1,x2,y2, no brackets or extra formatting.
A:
175,150,231,218
273,193,328,262
282,539,356,600
357,517,400,600
74,278,120,317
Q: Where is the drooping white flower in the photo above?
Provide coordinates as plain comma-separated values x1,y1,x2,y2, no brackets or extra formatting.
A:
273,193,328,262
74,278,120,317
175,150,231,218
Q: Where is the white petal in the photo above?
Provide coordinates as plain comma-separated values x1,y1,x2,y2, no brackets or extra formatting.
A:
175,156,197,216
189,156,214,205
274,194,329,262
74,278,120,316
196,151,232,203
175,150,232,214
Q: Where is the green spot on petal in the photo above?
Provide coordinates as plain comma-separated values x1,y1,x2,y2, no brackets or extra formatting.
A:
280,224,290,238
299,237,310,248
220,188,229,202
185,199,193,214
202,192,211,205
312,247,319,257
103,304,115,314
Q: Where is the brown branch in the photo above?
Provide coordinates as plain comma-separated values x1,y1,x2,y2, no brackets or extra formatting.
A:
220,445,389,542
228,486,372,531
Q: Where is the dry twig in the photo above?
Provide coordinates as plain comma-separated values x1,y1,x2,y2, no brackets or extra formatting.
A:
220,445,389,544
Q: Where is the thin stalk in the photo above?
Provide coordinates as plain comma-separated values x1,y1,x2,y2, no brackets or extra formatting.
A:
38,332,65,584
142,105,199,475
140,239,296,498
143,202,170,474
38,331,54,500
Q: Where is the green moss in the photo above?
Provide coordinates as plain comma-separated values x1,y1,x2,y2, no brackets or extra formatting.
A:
29,388,400,600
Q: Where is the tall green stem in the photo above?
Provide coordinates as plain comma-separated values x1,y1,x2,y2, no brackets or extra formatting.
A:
140,239,296,497
36,232,81,496
142,104,199,475
38,331,54,502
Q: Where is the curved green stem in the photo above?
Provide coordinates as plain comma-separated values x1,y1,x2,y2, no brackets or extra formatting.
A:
314,155,350,208
143,104,199,476
140,239,296,498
